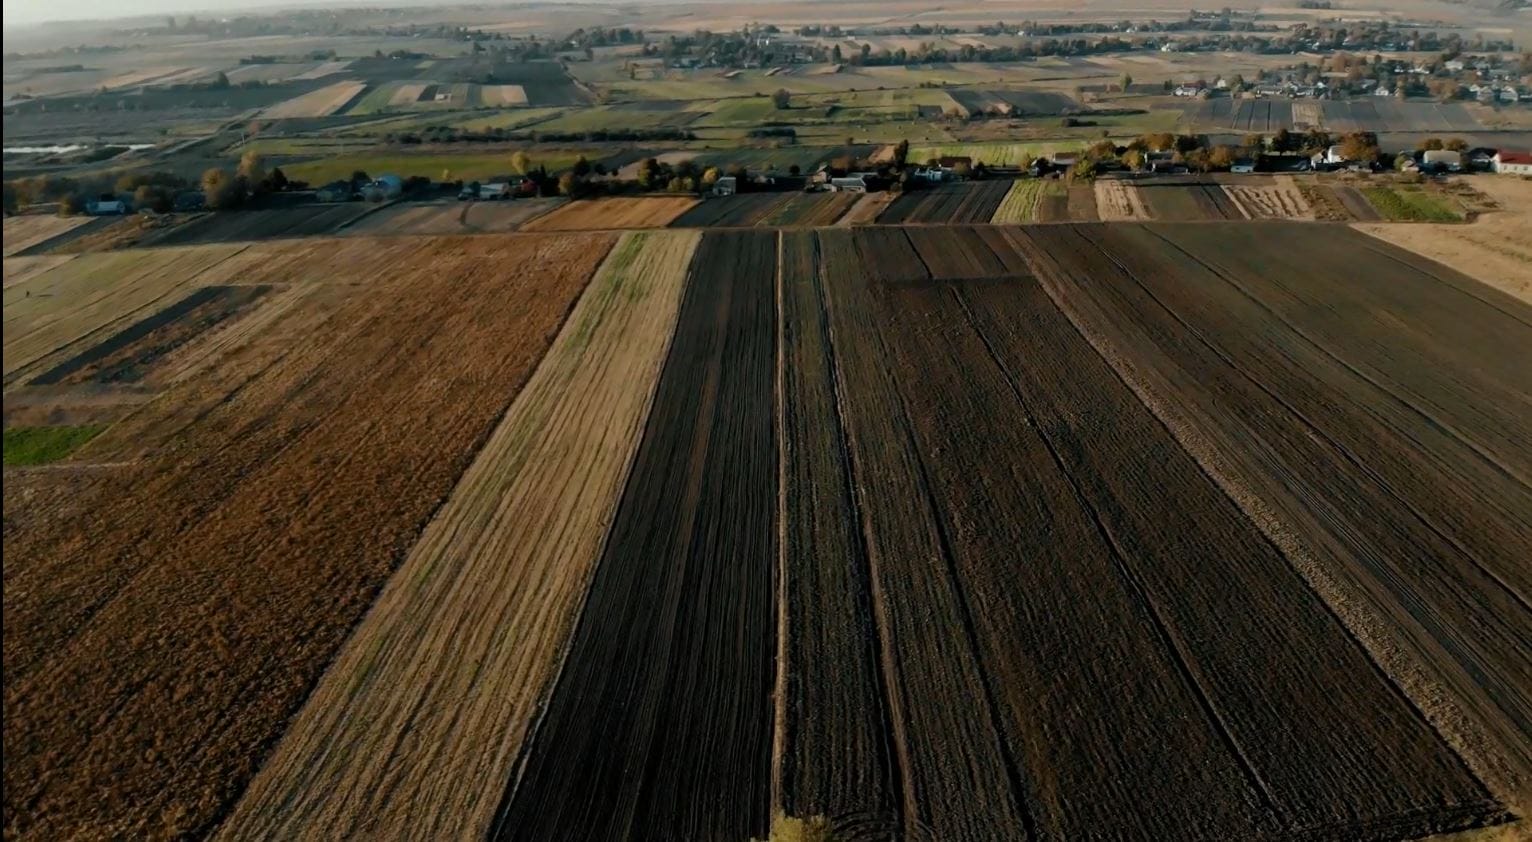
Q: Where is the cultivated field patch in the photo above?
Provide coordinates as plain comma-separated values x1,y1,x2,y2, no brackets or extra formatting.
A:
1222,179,1314,220
878,181,1010,224
1094,178,1151,221
341,199,564,235
221,230,697,840
2,234,613,840
521,196,697,231
2,215,93,256
262,80,368,118
1361,185,1463,222
1137,179,1242,221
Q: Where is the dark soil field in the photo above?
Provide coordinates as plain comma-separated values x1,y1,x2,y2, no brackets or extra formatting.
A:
492,229,779,842
138,204,387,246
760,192,858,227
1066,182,1099,221
1332,184,1384,221
669,193,792,227
877,181,1011,224
1138,179,1244,220
2,235,612,840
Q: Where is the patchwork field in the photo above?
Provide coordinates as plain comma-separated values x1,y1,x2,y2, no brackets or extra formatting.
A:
1137,178,1244,221
340,199,565,235
135,204,387,246
878,181,1012,224
521,196,697,231
669,193,792,228
262,80,369,118
5,219,1530,842
1094,178,1151,221
3,235,613,839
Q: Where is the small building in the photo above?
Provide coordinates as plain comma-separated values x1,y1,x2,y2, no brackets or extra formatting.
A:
85,199,127,215
829,172,879,193
1421,149,1462,172
479,182,511,200
1051,151,1080,168
911,166,948,183
1494,150,1532,176
711,176,737,196
1467,148,1498,170
936,156,972,170
368,174,404,198
1231,159,1256,174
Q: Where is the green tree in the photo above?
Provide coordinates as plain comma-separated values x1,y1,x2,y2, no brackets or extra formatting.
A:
771,88,791,109
572,155,592,178
892,139,910,168
1445,137,1468,152
202,167,240,209
1123,148,1145,171
1118,72,1133,92
237,151,266,190
701,167,721,188
511,150,532,175
1420,137,1444,151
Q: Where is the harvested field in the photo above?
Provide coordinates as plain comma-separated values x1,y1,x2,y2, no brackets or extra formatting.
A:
838,192,893,225
1066,181,1099,221
1356,177,1532,305
757,192,857,227
481,84,529,105
1296,180,1355,221
1093,178,1151,221
261,80,368,118
669,193,791,228
388,82,429,106
877,181,1011,224
2,255,76,289
2,215,92,256
493,229,778,841
135,204,385,246
341,199,564,235
221,231,698,840
4,245,248,385
1222,178,1314,220
1137,179,1242,221
29,285,269,387
2,234,612,840
521,196,697,231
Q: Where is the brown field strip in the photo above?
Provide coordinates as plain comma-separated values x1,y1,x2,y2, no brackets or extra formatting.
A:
492,229,778,842
2,234,611,839
520,196,698,231
261,80,367,118
1013,222,1532,813
3,254,77,289
777,230,899,828
341,199,565,235
1222,180,1314,220
221,230,697,840
1094,179,1151,221
3,216,93,256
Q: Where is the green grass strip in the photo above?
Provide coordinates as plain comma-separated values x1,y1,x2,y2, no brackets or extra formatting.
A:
3,425,106,466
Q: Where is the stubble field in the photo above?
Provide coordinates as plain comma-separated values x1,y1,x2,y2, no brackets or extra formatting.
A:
3,218,1529,842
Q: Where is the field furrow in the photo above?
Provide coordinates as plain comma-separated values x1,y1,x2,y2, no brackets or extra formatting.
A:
220,231,696,840
491,229,778,842
778,230,900,828
1015,223,1532,810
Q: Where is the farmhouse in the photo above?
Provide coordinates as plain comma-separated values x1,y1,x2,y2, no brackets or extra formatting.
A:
85,199,127,215
1421,150,1462,172
711,176,737,196
1051,151,1080,168
1493,150,1532,175
1231,159,1256,174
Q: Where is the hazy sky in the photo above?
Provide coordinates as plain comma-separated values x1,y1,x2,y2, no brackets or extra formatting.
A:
3,0,375,28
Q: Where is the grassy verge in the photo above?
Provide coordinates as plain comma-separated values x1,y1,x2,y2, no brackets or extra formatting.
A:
1362,186,1463,222
3,425,106,466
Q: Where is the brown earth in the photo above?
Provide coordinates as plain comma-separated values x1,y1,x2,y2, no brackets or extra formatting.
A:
1222,179,1314,220
1093,178,1151,221
2,233,611,840
2,216,92,256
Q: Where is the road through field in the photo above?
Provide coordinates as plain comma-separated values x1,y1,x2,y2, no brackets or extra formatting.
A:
1012,223,1532,814
3,234,610,840
492,229,779,842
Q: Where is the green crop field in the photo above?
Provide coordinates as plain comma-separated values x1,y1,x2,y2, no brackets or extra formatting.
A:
3,425,105,466
1361,186,1463,222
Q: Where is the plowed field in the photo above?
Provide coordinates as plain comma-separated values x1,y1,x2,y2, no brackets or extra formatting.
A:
878,181,1011,224
340,199,564,235
1222,179,1313,220
1138,179,1243,220
2,234,611,840
1094,178,1151,221
670,193,791,227
521,196,697,231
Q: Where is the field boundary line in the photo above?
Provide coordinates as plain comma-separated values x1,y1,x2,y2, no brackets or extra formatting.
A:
1142,227,1532,612
819,237,914,836
771,230,789,814
953,285,1287,832
1020,226,1524,813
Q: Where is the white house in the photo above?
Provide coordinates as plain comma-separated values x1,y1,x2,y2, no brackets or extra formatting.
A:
1421,149,1462,171
1494,151,1532,175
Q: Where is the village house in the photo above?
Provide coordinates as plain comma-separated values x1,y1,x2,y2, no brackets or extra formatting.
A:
1494,150,1532,176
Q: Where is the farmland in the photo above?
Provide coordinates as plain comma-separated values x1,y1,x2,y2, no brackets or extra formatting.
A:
262,80,369,119
4,214,1531,842
2,216,92,256
521,196,697,231
1136,178,1244,220
2,234,613,839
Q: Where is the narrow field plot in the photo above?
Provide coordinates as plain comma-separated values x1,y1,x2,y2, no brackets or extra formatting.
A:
1331,184,1383,221
521,196,698,231
838,193,893,225
1222,180,1314,220
1361,186,1463,222
878,181,1010,224
1356,177,1532,305
1094,178,1151,221
388,82,429,106
990,179,1059,223
2,254,77,289
1022,222,1532,816
670,193,791,228
261,80,368,118
2,234,613,840
2,215,93,256
341,199,564,235
222,231,697,840
135,204,385,246
494,230,778,842
1066,182,1099,221
758,192,856,227
1137,180,1242,221
290,59,352,80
